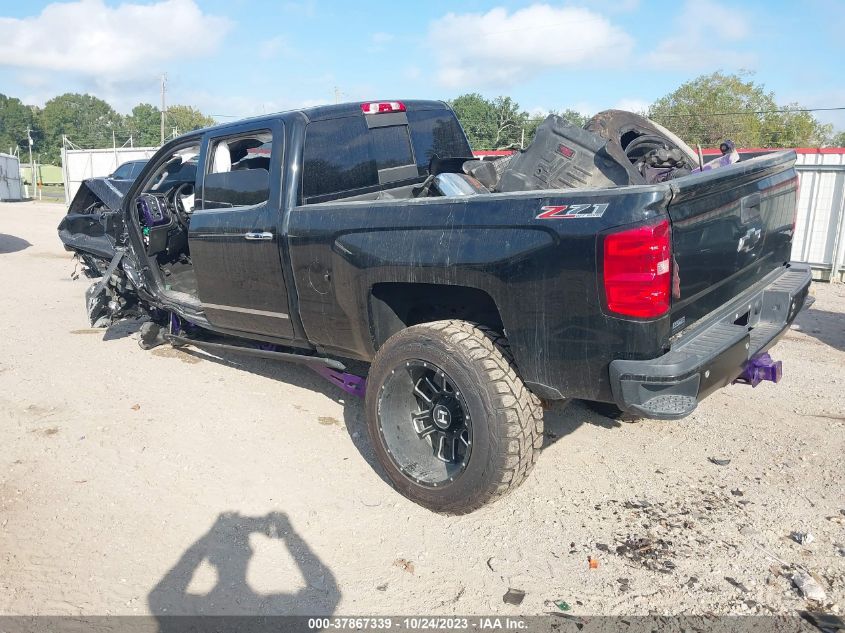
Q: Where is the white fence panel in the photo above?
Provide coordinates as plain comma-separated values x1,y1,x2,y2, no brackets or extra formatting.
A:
0,153,23,201
793,152,845,280
62,147,158,204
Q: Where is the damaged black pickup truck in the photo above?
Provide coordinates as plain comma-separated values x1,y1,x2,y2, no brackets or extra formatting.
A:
59,100,810,513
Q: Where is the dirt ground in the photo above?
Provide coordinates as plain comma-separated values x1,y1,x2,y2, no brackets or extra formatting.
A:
0,201,843,617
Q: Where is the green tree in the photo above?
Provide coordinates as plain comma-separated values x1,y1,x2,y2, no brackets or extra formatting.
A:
0,94,35,157
126,103,162,147
648,72,831,148
488,96,528,149
38,93,124,163
450,93,589,150
554,108,589,128
832,131,845,147
449,93,498,149
523,108,588,146
165,105,216,137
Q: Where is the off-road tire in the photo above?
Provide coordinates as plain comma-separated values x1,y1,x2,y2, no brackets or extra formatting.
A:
365,320,543,514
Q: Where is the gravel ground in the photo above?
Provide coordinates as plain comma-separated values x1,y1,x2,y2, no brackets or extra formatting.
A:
0,201,843,617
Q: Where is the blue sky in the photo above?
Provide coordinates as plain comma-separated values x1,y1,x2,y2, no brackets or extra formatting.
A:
1,0,844,131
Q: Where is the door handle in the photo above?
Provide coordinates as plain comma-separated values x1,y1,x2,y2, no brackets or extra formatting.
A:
244,232,273,241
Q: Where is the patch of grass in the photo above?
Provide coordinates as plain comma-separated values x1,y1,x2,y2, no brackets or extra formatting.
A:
29,184,65,202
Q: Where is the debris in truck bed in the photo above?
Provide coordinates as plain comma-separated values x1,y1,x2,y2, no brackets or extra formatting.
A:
495,113,640,192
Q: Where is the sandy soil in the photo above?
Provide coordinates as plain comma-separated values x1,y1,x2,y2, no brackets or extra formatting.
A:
0,201,843,616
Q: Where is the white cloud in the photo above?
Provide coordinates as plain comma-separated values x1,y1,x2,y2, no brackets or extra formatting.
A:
645,0,755,69
259,36,291,60
0,0,231,81
588,0,641,12
282,0,317,17
614,98,650,114
527,106,552,119
371,32,394,45
614,0,641,11
426,4,634,89
367,31,395,53
175,91,317,121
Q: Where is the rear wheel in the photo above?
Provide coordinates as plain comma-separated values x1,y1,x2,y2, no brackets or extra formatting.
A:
365,320,543,514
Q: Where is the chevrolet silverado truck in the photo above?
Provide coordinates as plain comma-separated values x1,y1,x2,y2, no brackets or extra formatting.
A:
58,100,811,513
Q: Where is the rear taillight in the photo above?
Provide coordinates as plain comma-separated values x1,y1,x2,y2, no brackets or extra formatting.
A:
602,219,672,319
361,101,406,114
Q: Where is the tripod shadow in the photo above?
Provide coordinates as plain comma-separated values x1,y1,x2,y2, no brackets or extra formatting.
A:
148,511,339,622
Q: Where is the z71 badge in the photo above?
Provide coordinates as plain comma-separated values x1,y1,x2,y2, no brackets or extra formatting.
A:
536,203,608,220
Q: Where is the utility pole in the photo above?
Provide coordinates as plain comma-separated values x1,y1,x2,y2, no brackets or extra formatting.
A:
26,126,35,196
160,73,167,145
334,86,341,104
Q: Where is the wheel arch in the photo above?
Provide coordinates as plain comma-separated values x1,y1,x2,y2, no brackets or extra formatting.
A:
368,282,505,351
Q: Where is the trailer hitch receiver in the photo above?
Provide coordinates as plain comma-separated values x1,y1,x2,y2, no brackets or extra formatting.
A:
734,352,782,387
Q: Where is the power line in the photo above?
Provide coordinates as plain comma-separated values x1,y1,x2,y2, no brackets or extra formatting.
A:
454,106,845,124
653,106,845,118
197,105,845,125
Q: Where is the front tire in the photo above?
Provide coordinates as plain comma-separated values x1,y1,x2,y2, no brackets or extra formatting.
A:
365,320,543,514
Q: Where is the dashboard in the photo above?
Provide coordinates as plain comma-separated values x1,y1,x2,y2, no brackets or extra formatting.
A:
137,187,192,262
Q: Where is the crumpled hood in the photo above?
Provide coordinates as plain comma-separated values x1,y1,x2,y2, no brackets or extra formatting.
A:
58,177,132,260
67,177,132,214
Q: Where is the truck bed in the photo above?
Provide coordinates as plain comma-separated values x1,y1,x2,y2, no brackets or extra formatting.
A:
288,151,802,406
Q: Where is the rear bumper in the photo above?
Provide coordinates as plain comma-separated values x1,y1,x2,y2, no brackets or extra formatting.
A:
609,264,812,419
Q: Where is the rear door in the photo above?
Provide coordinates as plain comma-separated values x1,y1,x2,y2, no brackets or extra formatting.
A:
188,120,295,338
668,151,798,332
290,104,473,356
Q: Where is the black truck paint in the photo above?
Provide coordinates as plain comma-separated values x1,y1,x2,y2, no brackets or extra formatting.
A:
59,100,810,411
59,100,810,509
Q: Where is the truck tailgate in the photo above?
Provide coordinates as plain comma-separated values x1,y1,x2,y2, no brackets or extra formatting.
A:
668,151,798,333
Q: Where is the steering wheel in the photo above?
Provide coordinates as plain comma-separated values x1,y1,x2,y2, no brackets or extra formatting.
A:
172,182,195,226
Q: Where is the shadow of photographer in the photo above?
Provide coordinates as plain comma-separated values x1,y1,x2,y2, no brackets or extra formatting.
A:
148,511,339,622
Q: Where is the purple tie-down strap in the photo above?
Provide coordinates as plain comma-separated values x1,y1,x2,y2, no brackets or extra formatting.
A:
733,352,783,388
169,313,197,336
170,313,181,335
311,365,367,398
